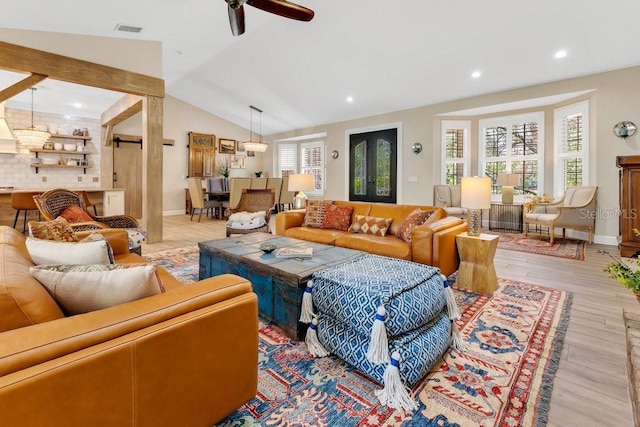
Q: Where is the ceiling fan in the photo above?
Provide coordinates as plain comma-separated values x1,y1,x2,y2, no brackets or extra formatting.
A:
226,0,314,36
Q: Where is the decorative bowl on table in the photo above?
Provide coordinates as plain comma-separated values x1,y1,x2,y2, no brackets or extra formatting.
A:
260,242,277,253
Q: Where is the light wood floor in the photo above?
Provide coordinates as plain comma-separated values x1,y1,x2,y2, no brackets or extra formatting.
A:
144,215,639,427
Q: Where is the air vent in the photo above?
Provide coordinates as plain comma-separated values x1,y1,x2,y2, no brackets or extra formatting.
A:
114,24,143,33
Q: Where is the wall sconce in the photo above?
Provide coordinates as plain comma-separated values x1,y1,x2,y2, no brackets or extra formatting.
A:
411,142,422,154
613,121,637,139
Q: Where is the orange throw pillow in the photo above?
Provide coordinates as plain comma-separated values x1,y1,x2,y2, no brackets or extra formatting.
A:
396,209,434,243
348,214,393,237
60,205,94,223
303,200,333,228
321,204,354,231
28,217,78,242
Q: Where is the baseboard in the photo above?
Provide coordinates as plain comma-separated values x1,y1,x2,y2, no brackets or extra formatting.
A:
163,210,186,216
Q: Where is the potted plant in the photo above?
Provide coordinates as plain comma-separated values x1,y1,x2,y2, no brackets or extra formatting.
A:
255,171,263,178
601,228,640,298
217,156,230,178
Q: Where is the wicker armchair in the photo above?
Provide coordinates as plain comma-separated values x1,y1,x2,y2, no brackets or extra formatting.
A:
33,189,145,254
226,188,276,237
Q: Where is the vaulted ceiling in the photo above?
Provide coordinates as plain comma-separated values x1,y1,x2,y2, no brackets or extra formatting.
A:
1,0,639,134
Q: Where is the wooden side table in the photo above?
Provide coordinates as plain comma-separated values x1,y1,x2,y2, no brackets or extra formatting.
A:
455,232,499,295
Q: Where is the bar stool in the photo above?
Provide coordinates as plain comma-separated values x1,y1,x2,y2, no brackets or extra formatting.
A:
79,191,101,216
11,191,41,233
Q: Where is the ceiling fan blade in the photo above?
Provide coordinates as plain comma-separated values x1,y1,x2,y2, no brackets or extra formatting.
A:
228,4,246,36
247,0,314,21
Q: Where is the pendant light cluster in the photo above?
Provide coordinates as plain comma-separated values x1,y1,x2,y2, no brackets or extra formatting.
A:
13,88,50,157
242,105,268,153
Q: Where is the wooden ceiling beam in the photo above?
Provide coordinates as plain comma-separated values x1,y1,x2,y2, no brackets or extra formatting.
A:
0,41,164,98
0,73,48,103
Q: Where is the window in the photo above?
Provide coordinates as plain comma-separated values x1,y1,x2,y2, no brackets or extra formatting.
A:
554,100,588,197
479,112,544,199
277,144,297,178
441,120,470,185
300,140,325,196
276,140,325,196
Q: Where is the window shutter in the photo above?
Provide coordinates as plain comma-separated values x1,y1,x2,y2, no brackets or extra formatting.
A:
278,144,297,178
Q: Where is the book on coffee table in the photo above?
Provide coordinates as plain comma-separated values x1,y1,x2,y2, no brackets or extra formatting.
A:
275,247,313,258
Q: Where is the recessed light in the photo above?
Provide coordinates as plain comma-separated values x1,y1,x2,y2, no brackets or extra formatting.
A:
346,96,354,103
554,49,567,59
72,102,83,108
471,71,482,79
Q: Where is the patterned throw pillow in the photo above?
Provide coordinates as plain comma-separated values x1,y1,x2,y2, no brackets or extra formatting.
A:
303,200,333,228
348,214,393,237
28,217,78,242
59,205,94,223
30,263,164,315
321,205,354,231
396,209,434,243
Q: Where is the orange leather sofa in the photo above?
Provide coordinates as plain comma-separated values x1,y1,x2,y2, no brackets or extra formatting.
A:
0,226,258,426
275,201,467,276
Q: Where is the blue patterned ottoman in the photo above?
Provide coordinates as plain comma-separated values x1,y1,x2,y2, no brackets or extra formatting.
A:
305,255,455,396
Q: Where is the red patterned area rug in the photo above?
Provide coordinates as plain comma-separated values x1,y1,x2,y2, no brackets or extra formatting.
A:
145,247,572,426
487,231,586,260
215,280,572,427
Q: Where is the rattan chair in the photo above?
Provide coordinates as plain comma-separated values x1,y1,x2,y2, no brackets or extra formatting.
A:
226,188,276,237
33,188,145,254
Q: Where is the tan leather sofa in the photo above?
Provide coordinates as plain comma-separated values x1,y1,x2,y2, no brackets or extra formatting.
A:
0,226,258,426
276,201,467,276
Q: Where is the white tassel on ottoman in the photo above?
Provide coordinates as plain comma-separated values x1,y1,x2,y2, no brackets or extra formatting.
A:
301,255,464,410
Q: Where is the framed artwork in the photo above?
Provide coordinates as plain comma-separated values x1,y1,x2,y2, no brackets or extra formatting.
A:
231,156,245,169
247,150,255,157
236,140,246,152
219,138,236,154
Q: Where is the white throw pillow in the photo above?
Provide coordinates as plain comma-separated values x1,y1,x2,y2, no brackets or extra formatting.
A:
30,264,164,315
26,237,113,265
226,211,267,230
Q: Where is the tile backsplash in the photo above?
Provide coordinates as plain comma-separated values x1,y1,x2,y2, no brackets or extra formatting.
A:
0,108,101,189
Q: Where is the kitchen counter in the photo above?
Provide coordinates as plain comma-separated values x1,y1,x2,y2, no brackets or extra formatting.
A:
0,188,127,228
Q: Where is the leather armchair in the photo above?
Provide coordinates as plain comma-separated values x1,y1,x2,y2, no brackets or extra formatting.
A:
523,186,598,244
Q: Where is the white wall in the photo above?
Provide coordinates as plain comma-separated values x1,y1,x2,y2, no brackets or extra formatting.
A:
114,95,263,214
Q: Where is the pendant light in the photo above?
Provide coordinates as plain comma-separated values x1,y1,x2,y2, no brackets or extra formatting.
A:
242,105,268,153
13,87,50,150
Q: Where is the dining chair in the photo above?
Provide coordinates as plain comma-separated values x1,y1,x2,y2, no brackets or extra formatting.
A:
186,177,218,222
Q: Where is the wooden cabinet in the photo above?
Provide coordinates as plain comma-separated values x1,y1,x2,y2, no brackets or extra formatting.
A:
30,134,91,173
188,132,216,177
617,156,640,257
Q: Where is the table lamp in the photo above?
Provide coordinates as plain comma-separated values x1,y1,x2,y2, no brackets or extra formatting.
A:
461,176,491,236
288,173,315,209
497,173,520,204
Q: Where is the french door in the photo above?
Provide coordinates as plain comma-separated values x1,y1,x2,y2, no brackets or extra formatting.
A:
348,128,397,203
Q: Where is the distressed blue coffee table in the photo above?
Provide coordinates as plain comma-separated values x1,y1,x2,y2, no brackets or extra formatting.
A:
198,233,365,340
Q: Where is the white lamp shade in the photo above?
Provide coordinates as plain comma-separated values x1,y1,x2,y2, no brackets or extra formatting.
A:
242,141,268,152
497,173,520,186
288,173,315,192
461,177,491,209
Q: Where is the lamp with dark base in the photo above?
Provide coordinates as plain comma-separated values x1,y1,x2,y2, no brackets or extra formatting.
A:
461,177,491,237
